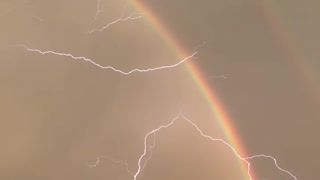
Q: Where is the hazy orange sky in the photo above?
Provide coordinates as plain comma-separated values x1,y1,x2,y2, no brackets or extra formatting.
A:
1,0,319,179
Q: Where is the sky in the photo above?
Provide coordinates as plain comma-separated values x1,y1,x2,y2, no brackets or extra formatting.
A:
0,0,319,179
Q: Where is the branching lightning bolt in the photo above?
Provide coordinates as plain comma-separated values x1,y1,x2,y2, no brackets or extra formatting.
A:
89,1,143,34
88,155,134,176
90,111,298,180
244,155,298,179
8,1,298,179
15,44,197,75
141,132,156,172
89,12,143,33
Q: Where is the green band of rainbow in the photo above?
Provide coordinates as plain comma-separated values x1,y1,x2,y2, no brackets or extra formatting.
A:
132,1,255,179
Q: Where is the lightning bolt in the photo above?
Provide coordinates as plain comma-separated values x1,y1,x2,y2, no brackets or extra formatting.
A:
93,0,102,20
7,1,299,179
244,155,298,180
89,1,143,34
141,131,156,172
89,12,143,33
88,155,134,176
89,111,298,180
14,44,197,75
193,40,209,51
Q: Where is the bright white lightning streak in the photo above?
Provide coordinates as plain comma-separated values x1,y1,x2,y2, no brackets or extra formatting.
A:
89,0,143,33
89,11,143,33
244,155,298,180
90,112,298,180
90,0,142,33
88,155,134,176
141,132,156,171
180,114,298,180
88,134,156,177
15,44,198,75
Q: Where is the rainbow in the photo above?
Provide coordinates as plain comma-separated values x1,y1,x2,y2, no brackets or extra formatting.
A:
132,1,255,179
254,1,320,108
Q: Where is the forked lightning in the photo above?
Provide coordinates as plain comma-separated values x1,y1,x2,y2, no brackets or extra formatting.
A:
89,111,298,180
